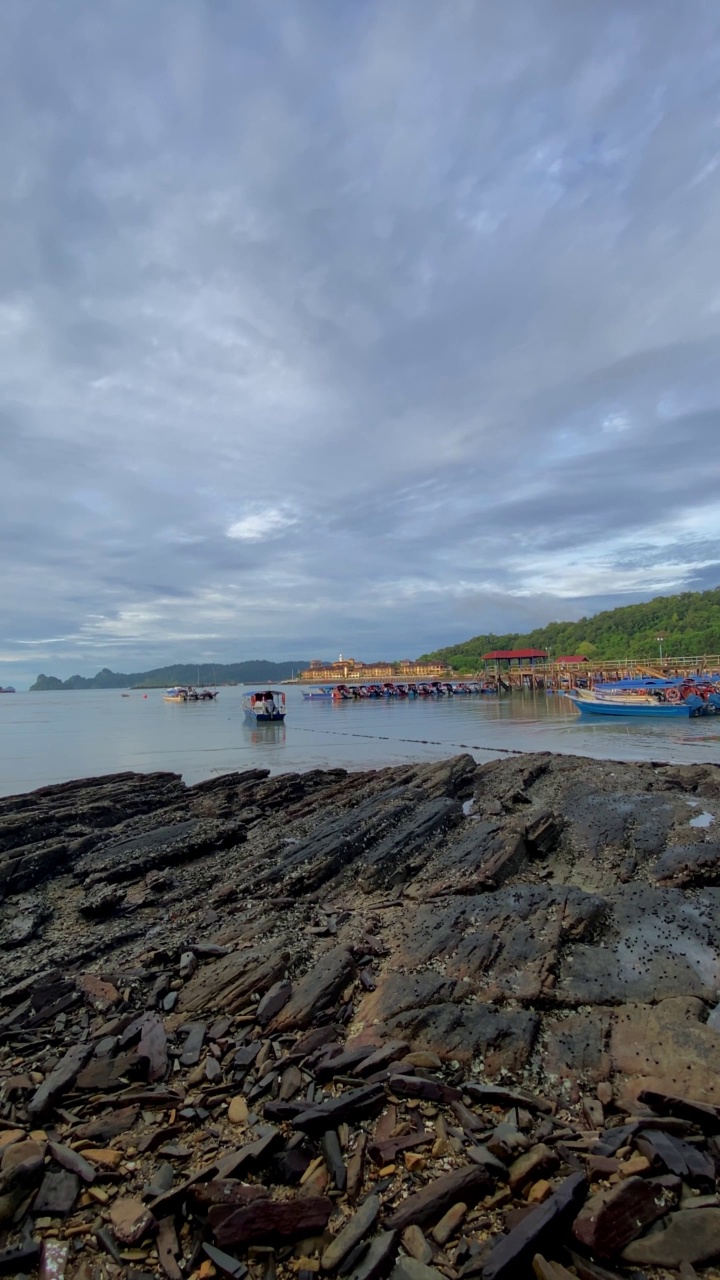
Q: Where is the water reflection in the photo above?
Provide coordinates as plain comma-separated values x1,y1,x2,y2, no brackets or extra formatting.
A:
242,721,287,748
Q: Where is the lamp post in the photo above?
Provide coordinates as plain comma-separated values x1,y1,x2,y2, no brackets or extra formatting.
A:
657,635,664,664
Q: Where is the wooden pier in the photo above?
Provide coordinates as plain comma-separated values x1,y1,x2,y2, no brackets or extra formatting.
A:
478,655,720,692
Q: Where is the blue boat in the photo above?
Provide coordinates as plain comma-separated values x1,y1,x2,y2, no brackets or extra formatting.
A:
566,689,719,718
302,687,334,700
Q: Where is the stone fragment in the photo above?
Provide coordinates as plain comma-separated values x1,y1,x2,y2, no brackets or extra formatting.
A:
33,1169,80,1215
572,1175,677,1258
47,1140,96,1183
138,1013,168,1081
638,1127,715,1183
621,1207,720,1266
322,1130,347,1191
388,1074,460,1104
346,1132,367,1202
157,1215,183,1280
79,1146,122,1168
211,1194,334,1245
353,1042,410,1077
481,1173,587,1280
401,1225,432,1264
39,1238,70,1280
179,1021,207,1066
110,1196,157,1244
27,1041,93,1116
369,1132,434,1167
256,979,293,1025
431,1201,467,1245
464,1083,553,1114
387,1164,494,1231
1,1137,45,1172
390,1261,445,1280
271,947,354,1031
346,1230,398,1280
228,1095,249,1125
508,1145,558,1193
0,1129,25,1151
202,1243,249,1278
293,1084,386,1134
531,1258,577,1280
321,1193,380,1270
527,1180,553,1204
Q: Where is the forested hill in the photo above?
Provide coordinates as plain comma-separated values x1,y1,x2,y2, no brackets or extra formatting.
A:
419,587,720,672
29,660,308,690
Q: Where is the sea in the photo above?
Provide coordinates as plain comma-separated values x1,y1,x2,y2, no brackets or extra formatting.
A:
0,686,718,799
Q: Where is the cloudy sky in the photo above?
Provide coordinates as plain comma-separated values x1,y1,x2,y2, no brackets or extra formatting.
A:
2,0,720,686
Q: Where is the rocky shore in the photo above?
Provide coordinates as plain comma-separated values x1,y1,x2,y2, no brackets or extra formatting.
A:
3,751,720,1279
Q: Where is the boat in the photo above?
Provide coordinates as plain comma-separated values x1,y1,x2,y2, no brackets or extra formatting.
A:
0,686,15,694
302,687,334,700
243,690,286,722
565,688,720,717
163,686,218,703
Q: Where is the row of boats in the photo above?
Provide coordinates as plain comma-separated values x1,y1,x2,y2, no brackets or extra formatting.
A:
163,686,288,722
303,681,494,700
565,676,720,717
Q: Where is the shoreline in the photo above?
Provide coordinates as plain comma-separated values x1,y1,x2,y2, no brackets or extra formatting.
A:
2,751,720,1275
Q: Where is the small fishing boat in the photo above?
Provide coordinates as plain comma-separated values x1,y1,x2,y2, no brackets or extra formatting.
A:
566,688,720,717
243,690,286,722
0,686,16,694
302,687,334,700
164,686,218,703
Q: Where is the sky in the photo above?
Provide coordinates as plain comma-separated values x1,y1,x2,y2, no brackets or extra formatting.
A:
2,0,720,687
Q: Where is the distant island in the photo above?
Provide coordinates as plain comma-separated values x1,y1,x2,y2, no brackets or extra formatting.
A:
29,661,309,691
420,586,720,673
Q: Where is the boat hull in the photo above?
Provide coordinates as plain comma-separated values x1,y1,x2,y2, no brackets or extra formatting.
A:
244,709,286,722
567,693,690,717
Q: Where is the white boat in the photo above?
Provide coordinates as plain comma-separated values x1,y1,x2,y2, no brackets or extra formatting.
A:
243,690,286,722
163,686,218,702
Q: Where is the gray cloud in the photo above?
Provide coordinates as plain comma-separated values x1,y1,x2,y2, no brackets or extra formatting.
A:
1,0,720,685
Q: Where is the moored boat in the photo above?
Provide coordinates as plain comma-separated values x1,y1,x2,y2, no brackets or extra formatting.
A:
163,686,218,702
243,690,286,722
302,687,334,700
0,686,15,694
565,689,720,717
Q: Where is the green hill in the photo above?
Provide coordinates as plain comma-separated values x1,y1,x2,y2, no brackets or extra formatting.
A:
419,587,720,673
29,660,308,691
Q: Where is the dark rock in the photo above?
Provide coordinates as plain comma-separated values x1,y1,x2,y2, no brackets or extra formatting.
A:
256,979,293,1026
622,1206,720,1266
33,1168,79,1215
27,1041,93,1116
387,1164,495,1231
573,1175,678,1258
211,1194,334,1245
638,1127,715,1184
346,1230,398,1280
179,1021,207,1067
480,1173,587,1280
203,1244,249,1279
464,1083,553,1115
321,1130,347,1191
292,1084,386,1134
387,1073,461,1104
369,1131,434,1167
321,1193,380,1271
270,946,355,1031
47,1140,96,1183
639,1089,720,1134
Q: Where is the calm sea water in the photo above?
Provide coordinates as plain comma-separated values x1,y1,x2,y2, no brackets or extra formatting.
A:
0,687,718,798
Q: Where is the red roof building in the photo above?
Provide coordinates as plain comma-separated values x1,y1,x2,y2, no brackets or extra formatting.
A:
481,649,548,661
555,655,589,664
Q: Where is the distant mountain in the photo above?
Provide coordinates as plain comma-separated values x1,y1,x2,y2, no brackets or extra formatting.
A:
419,587,720,673
29,661,309,691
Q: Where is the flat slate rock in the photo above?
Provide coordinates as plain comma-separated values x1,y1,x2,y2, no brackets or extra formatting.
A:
572,1176,676,1258
322,1193,380,1271
622,1207,720,1267
481,1173,587,1280
210,1194,334,1246
387,1163,495,1231
346,1230,399,1280
292,1084,386,1133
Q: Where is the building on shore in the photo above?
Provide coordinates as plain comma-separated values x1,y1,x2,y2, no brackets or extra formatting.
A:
300,657,450,683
